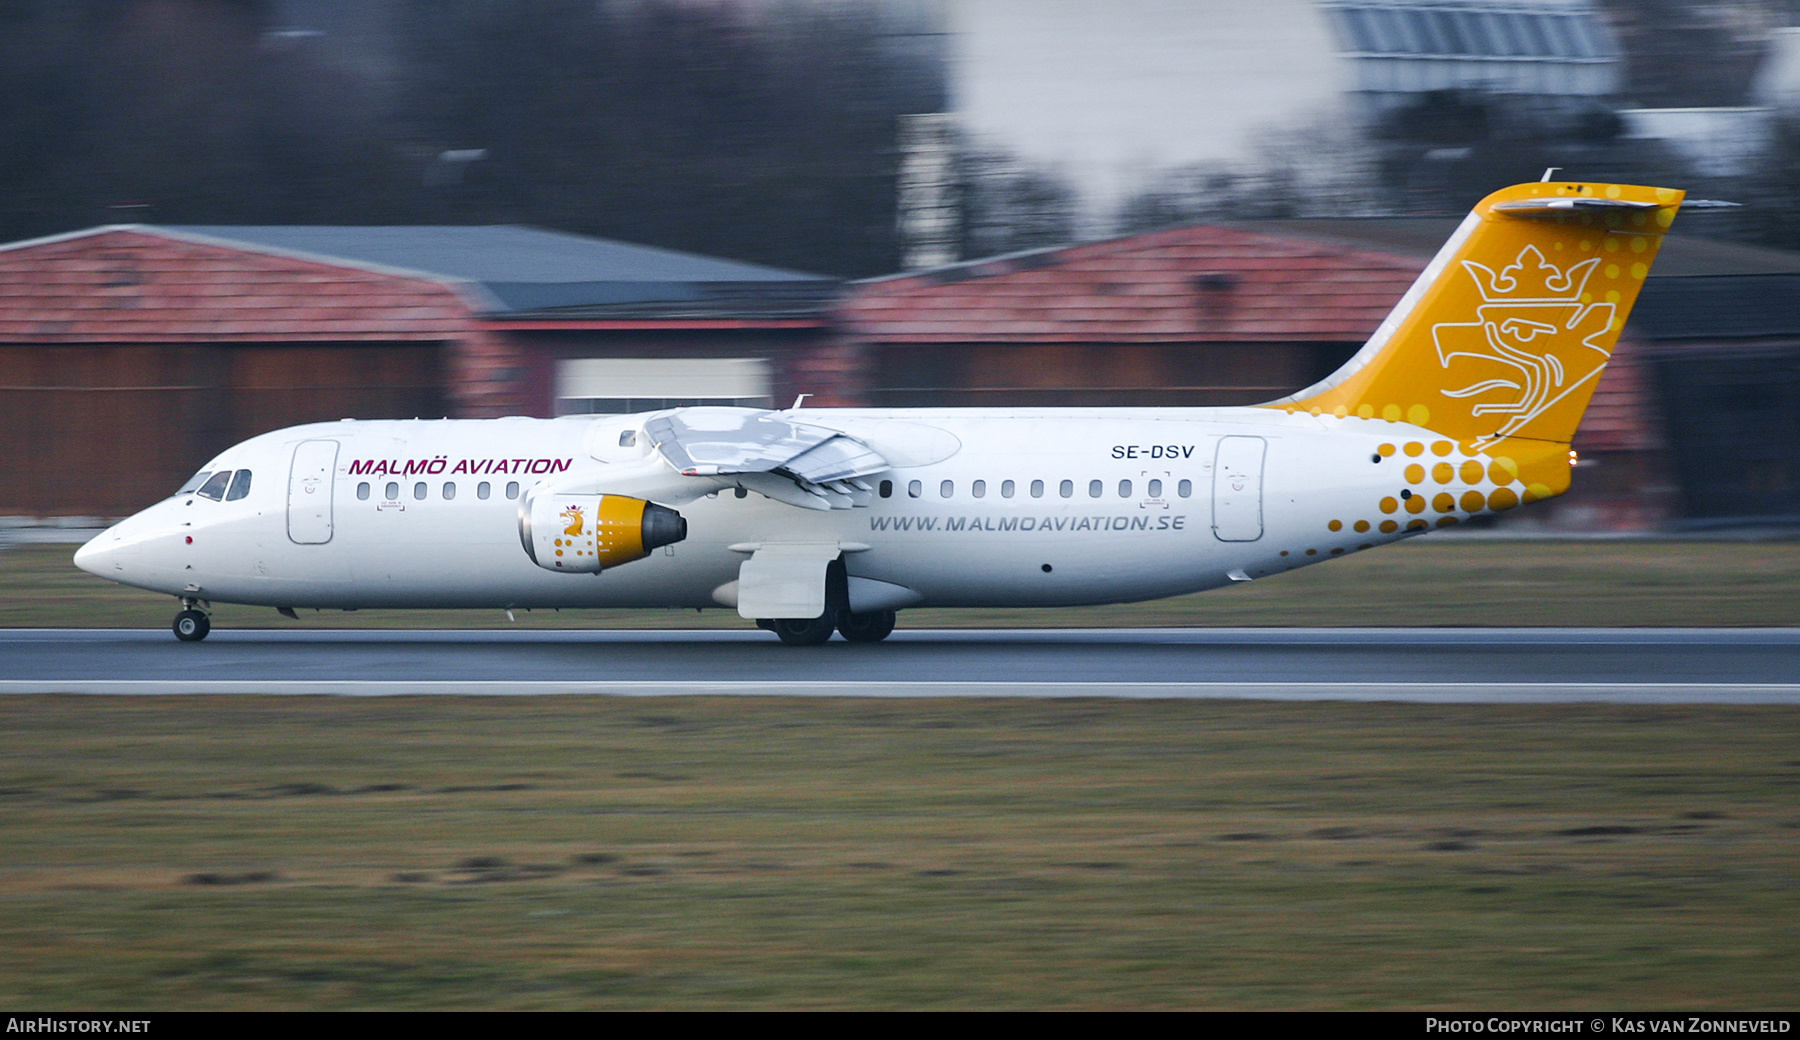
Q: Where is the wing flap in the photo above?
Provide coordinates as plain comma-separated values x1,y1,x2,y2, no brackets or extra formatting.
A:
642,406,890,509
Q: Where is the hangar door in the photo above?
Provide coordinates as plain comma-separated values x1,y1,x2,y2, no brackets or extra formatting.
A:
554,357,772,414
0,342,442,516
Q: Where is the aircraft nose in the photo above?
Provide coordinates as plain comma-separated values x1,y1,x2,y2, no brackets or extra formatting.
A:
72,532,116,577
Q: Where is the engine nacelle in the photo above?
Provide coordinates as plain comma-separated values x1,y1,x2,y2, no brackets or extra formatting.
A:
518,492,686,573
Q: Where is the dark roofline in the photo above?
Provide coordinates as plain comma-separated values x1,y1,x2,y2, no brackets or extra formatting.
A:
480,279,842,322
854,242,1072,287
1631,275,1800,340
2,224,841,319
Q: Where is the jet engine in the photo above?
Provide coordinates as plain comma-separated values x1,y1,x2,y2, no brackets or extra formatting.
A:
518,492,686,573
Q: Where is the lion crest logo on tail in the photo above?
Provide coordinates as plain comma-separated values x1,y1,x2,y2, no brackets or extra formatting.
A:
1433,244,1616,450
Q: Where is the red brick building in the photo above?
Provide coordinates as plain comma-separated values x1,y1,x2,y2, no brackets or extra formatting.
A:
834,220,1800,530
6,217,1797,528
0,224,835,515
834,224,1425,409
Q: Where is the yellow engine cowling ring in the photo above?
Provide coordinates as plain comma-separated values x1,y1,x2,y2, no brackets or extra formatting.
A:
519,492,686,573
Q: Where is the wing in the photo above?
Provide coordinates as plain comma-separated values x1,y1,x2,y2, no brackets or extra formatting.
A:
644,407,890,510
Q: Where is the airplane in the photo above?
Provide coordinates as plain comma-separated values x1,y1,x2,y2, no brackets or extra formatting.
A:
74,180,1688,645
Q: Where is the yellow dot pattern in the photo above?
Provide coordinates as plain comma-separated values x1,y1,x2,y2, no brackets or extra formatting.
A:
1275,420,1587,571
1273,439,1541,567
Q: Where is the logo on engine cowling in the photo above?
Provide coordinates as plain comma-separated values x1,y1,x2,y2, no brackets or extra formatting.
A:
560,505,585,537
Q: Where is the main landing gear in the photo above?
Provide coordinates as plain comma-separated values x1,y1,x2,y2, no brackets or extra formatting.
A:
172,599,211,642
759,609,898,646
837,609,896,643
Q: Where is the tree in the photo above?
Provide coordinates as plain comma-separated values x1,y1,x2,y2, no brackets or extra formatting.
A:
956,149,1079,258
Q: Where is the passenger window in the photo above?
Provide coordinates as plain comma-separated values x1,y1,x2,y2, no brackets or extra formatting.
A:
414,482,427,501
1088,479,1102,498
1148,478,1162,497
477,481,491,500
1178,479,1192,498
226,469,253,501
1059,479,1073,498
385,482,399,500
940,480,954,498
908,480,921,498
442,482,456,500
195,470,232,501
1001,479,1015,498
618,430,636,448
505,481,520,499
1118,479,1131,498
879,480,893,498
357,482,370,501
1031,479,1044,498
971,479,985,499
178,470,213,495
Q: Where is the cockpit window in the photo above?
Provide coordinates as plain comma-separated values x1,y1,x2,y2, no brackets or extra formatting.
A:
178,470,213,495
225,469,252,501
195,470,232,501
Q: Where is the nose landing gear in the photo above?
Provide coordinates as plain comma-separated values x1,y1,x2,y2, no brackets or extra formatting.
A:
173,599,211,642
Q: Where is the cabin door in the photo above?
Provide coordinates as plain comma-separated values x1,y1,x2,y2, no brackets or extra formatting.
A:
287,439,339,545
1212,436,1266,542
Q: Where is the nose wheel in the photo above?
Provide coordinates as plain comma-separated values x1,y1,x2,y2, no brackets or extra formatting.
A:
173,607,211,642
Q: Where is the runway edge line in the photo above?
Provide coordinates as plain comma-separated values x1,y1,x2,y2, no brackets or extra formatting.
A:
4,680,1800,703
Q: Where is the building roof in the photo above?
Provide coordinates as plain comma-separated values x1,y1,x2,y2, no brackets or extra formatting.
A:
1,224,838,321
0,229,472,343
1224,217,1800,277
1231,218,1800,338
847,216,1800,346
842,224,1428,343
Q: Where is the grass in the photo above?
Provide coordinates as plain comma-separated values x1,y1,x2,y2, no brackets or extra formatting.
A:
4,538,1800,629
0,695,1796,1009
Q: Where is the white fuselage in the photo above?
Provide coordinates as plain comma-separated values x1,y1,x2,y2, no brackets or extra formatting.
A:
75,407,1474,612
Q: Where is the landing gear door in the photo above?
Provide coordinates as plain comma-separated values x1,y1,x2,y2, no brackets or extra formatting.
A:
1212,436,1266,542
287,439,339,545
736,544,842,620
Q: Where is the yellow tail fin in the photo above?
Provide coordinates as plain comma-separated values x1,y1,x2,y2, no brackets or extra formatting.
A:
1269,180,1683,502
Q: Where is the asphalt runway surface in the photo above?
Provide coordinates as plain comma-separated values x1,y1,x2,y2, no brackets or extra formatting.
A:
1,627,1798,702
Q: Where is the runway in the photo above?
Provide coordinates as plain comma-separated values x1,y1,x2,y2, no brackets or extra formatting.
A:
1,627,1798,702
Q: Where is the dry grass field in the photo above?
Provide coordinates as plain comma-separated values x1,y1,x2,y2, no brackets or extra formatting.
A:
0,695,1796,1009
